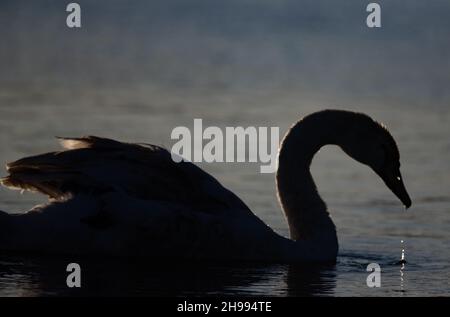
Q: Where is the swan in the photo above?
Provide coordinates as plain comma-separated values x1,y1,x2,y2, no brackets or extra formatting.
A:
0,110,411,262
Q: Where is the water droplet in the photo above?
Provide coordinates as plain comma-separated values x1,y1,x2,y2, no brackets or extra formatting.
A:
399,239,406,292
397,239,407,265
401,240,405,260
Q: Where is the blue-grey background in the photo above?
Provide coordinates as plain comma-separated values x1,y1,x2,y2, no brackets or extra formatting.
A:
0,0,449,296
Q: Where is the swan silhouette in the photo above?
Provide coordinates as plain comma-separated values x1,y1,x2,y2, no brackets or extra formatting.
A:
0,110,411,262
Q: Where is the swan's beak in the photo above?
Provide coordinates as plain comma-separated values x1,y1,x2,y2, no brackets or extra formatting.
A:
379,167,412,209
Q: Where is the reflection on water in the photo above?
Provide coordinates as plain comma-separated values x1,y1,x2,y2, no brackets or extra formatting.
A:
286,264,336,296
2,251,448,296
0,255,336,297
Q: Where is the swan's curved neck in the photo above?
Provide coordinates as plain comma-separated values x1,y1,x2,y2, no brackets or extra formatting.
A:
276,113,341,242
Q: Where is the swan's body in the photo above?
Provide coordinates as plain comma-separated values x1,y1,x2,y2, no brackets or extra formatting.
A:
0,110,411,262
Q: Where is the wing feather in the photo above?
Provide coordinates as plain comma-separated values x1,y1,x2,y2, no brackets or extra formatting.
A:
1,136,251,214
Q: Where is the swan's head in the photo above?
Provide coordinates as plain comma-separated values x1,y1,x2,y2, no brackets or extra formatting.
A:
338,112,412,209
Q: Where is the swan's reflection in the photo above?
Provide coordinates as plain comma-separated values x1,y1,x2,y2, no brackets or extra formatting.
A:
286,263,337,296
1,255,337,296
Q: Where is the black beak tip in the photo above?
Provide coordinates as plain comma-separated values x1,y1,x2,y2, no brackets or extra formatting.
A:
403,196,412,209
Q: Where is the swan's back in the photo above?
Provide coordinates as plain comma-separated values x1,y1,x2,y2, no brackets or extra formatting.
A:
3,136,251,214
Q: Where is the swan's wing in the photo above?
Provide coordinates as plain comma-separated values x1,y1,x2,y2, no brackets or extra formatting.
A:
1,136,251,215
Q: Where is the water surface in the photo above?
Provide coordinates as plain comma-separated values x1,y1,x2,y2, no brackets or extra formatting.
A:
0,0,449,296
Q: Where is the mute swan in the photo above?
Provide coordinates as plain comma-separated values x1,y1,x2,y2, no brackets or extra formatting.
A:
0,110,411,262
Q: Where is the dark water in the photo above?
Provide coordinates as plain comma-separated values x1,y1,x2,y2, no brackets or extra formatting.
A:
0,0,450,296
0,256,335,297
